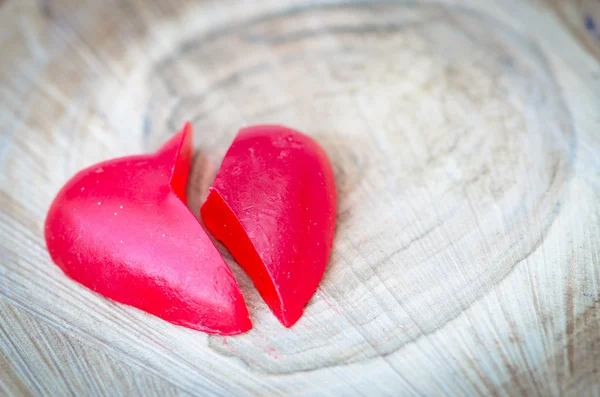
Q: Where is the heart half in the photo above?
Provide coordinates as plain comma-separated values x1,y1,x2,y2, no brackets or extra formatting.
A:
44,123,251,335
201,125,337,327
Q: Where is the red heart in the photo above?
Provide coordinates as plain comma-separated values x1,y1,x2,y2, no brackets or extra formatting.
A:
44,123,251,335
201,125,337,327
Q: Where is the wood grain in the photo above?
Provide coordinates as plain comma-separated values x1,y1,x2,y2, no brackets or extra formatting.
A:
1,0,599,395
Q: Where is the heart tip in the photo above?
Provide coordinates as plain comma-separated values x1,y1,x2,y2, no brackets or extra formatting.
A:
278,310,302,328
214,321,252,336
216,309,253,336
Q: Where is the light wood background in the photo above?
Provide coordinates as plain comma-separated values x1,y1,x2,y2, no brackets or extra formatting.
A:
1,0,599,395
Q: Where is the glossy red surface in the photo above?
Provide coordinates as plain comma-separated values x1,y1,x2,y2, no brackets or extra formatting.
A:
44,123,251,335
201,125,337,327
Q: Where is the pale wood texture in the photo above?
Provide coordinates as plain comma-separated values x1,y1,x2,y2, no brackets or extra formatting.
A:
1,0,599,395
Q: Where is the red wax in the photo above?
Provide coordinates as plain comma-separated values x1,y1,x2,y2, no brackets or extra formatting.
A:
201,125,337,327
45,123,251,335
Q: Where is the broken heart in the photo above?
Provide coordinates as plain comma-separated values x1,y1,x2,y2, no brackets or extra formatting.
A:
45,123,336,334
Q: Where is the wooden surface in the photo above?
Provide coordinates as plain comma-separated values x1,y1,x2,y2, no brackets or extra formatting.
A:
1,0,599,395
